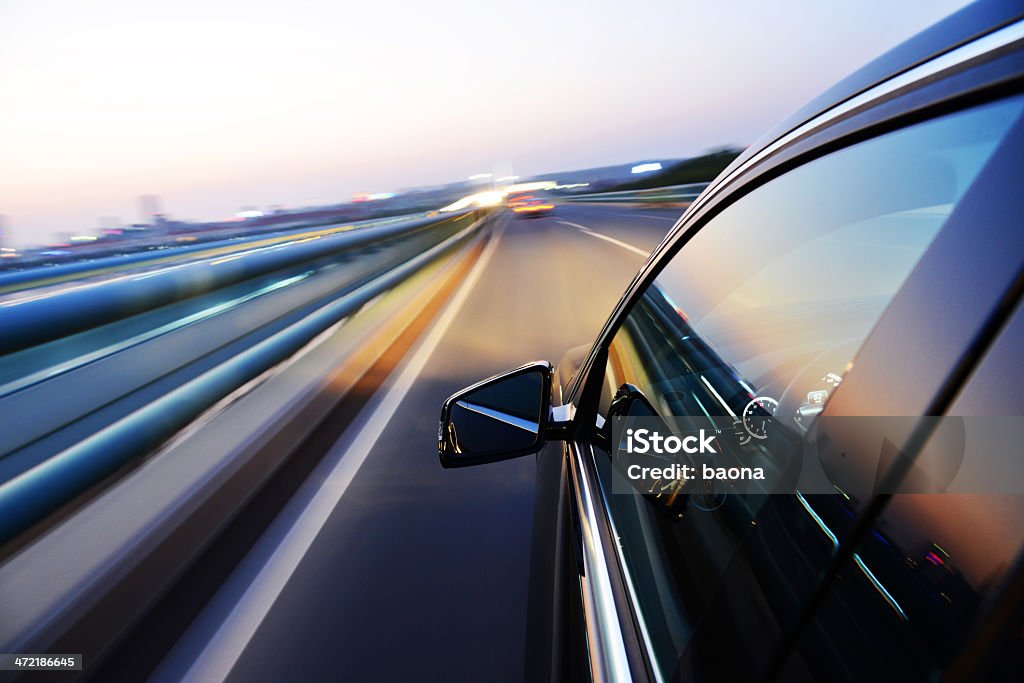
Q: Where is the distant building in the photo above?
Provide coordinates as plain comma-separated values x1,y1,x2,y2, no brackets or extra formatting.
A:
138,195,163,225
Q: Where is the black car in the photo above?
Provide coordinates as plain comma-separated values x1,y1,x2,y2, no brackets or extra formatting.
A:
439,2,1024,681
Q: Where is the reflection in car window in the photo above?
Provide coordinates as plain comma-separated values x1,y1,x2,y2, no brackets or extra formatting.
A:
591,96,1023,680
781,302,1024,681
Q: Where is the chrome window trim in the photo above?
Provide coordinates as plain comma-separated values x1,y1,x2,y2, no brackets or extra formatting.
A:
659,17,1024,259
567,440,634,682
587,443,666,683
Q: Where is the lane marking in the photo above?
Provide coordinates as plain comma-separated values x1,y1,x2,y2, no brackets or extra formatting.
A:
611,212,675,222
171,222,505,683
555,219,650,258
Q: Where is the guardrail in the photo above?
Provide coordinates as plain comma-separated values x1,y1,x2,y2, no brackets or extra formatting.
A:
0,212,487,544
559,181,709,204
0,213,426,294
0,218,494,668
0,211,476,356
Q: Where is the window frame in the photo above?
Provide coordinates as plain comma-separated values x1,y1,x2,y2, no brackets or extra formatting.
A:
566,25,1024,417
562,22,1024,681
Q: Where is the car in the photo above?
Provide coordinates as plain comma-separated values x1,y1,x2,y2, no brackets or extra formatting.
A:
438,1,1024,681
507,190,555,217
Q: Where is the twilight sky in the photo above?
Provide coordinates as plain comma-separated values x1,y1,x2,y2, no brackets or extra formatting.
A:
0,0,969,246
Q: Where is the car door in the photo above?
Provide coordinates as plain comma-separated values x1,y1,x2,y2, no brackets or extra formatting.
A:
564,92,1024,682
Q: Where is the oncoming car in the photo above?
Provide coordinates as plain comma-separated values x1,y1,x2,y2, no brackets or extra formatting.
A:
439,2,1024,681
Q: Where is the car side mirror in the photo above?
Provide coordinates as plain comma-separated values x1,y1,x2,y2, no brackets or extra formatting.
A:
439,361,568,468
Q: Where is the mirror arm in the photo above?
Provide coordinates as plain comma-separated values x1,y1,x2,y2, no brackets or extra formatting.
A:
544,403,576,441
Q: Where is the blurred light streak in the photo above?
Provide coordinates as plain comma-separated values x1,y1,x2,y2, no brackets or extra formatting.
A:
796,491,840,549
796,491,908,621
504,181,556,193
440,190,504,211
854,554,909,621
698,375,736,417
631,162,663,174
352,192,396,202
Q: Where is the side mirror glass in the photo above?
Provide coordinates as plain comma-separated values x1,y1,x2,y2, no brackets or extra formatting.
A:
439,362,553,467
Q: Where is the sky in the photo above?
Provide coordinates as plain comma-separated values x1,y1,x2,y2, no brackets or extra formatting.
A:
0,0,971,246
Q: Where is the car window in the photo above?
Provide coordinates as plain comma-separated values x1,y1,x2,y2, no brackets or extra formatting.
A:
779,300,1024,681
590,96,1024,680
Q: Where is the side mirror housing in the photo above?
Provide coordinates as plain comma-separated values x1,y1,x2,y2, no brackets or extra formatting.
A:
439,361,562,468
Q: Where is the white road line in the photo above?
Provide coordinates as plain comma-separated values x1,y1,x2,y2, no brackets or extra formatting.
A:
170,224,505,683
609,212,675,222
556,219,650,258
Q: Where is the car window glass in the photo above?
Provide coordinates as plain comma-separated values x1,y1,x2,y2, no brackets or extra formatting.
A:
780,301,1024,681
590,96,1024,679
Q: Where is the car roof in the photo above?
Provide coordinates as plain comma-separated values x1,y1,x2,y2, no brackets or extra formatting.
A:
722,0,1024,182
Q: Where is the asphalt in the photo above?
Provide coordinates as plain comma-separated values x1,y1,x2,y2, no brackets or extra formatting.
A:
162,204,680,682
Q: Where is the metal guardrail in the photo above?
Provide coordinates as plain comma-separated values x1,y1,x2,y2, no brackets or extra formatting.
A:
0,211,474,356
560,182,709,203
0,214,423,294
0,212,485,544
0,213,426,289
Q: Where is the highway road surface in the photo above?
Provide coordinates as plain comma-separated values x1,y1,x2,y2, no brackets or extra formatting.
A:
131,204,681,682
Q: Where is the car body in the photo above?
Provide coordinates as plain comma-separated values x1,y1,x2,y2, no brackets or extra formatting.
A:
440,1,1024,680
507,190,555,217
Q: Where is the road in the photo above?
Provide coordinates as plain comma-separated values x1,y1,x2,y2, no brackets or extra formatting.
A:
144,204,682,681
